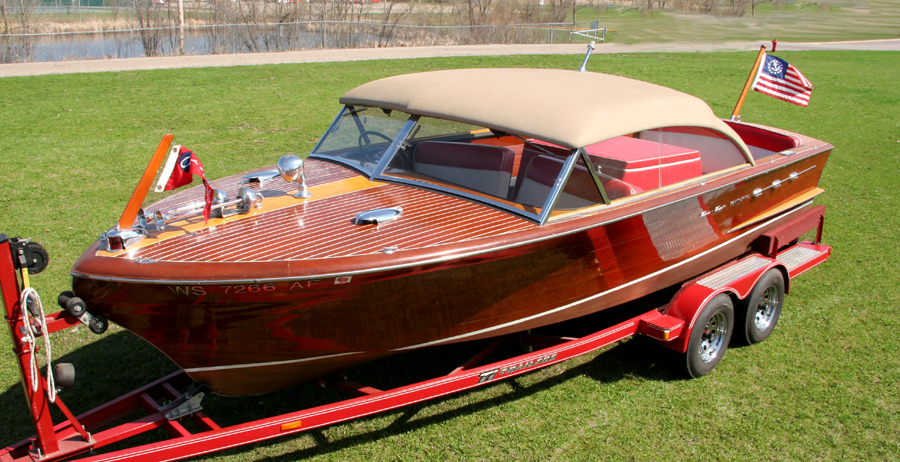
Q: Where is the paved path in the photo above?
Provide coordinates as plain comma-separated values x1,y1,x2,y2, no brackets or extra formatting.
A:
1,39,898,78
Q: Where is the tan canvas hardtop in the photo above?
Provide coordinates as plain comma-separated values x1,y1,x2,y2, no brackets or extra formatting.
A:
340,68,750,155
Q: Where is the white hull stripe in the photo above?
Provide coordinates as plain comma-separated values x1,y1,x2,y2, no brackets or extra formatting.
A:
183,351,362,373
393,200,813,351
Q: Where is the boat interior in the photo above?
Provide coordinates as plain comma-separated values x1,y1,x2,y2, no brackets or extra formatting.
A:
310,106,805,223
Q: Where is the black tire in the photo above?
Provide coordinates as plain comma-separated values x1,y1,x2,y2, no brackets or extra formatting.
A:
737,269,785,345
89,316,109,335
65,297,87,318
53,363,76,388
58,291,75,309
684,293,735,378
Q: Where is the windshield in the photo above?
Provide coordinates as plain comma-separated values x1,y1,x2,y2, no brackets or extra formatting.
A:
310,106,607,223
311,106,410,173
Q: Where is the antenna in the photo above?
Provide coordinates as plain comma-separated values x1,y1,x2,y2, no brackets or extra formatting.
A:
578,41,596,72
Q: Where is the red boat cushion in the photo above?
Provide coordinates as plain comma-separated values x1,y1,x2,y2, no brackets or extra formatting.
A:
586,136,702,190
636,129,746,174
514,155,642,209
724,121,801,152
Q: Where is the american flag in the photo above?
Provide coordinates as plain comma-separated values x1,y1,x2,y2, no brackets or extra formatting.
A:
751,54,813,107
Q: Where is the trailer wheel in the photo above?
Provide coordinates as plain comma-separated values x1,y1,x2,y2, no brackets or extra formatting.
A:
738,269,784,345
65,297,87,318
685,294,734,378
58,291,75,309
89,316,109,335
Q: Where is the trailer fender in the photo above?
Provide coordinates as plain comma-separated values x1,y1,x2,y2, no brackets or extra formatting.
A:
661,255,786,354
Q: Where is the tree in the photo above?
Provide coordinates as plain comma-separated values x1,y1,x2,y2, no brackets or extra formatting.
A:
749,0,770,16
132,0,167,57
543,0,571,23
570,0,601,26
729,0,748,16
0,0,41,62
376,0,417,47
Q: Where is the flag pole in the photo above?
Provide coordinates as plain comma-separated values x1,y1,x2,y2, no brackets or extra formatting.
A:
730,45,767,121
117,134,174,230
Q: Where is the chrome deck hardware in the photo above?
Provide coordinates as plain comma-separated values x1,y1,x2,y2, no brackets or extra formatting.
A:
149,187,264,233
241,170,280,184
578,41,596,73
277,155,312,199
354,207,403,225
103,187,266,251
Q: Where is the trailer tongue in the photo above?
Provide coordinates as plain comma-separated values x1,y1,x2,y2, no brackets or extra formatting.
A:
0,207,829,462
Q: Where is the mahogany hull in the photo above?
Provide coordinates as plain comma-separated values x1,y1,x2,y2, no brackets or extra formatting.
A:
71,145,831,396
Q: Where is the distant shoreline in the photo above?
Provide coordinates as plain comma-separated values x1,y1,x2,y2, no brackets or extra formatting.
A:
2,39,898,78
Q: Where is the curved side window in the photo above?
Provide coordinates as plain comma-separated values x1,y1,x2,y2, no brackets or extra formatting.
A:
632,127,749,177
581,127,748,198
544,126,751,221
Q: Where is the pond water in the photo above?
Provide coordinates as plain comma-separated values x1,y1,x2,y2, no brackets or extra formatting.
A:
25,29,329,62
5,22,554,63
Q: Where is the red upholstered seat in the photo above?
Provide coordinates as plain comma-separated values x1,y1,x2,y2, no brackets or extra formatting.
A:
413,141,516,198
514,155,642,209
511,141,569,201
600,172,643,200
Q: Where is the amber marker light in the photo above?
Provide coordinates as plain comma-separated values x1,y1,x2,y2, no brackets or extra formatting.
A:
280,421,303,431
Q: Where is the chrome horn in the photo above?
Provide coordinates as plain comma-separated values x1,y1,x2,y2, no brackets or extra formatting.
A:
277,155,312,199
147,187,264,232
237,187,263,213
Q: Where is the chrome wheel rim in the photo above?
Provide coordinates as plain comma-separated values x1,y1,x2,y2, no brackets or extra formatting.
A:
698,312,728,363
754,286,778,331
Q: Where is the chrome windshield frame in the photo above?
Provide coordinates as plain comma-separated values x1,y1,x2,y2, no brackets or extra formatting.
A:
369,116,420,179
309,106,365,173
378,175,547,222
537,149,580,225
309,106,348,155
310,106,613,225
309,105,413,177
580,147,611,205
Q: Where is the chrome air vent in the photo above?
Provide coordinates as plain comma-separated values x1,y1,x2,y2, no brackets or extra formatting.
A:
354,207,402,225
241,170,280,184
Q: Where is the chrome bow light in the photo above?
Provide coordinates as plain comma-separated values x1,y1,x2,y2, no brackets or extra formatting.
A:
277,155,312,199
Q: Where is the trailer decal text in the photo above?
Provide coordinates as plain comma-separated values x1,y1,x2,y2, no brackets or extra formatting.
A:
476,353,557,384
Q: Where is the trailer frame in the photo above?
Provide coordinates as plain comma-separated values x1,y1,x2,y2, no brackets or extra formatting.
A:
1,206,830,462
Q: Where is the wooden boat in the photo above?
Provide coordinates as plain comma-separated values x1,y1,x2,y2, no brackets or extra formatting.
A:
70,68,831,396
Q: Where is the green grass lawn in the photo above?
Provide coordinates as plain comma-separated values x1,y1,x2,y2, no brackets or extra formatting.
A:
574,0,900,44
1,51,898,460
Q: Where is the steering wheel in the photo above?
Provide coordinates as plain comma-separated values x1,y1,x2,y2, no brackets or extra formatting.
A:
357,131,394,163
359,131,393,146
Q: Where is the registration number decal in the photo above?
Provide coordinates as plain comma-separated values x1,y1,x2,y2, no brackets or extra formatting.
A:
165,278,341,297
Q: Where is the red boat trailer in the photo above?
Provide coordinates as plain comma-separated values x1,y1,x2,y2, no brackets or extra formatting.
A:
1,206,830,462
